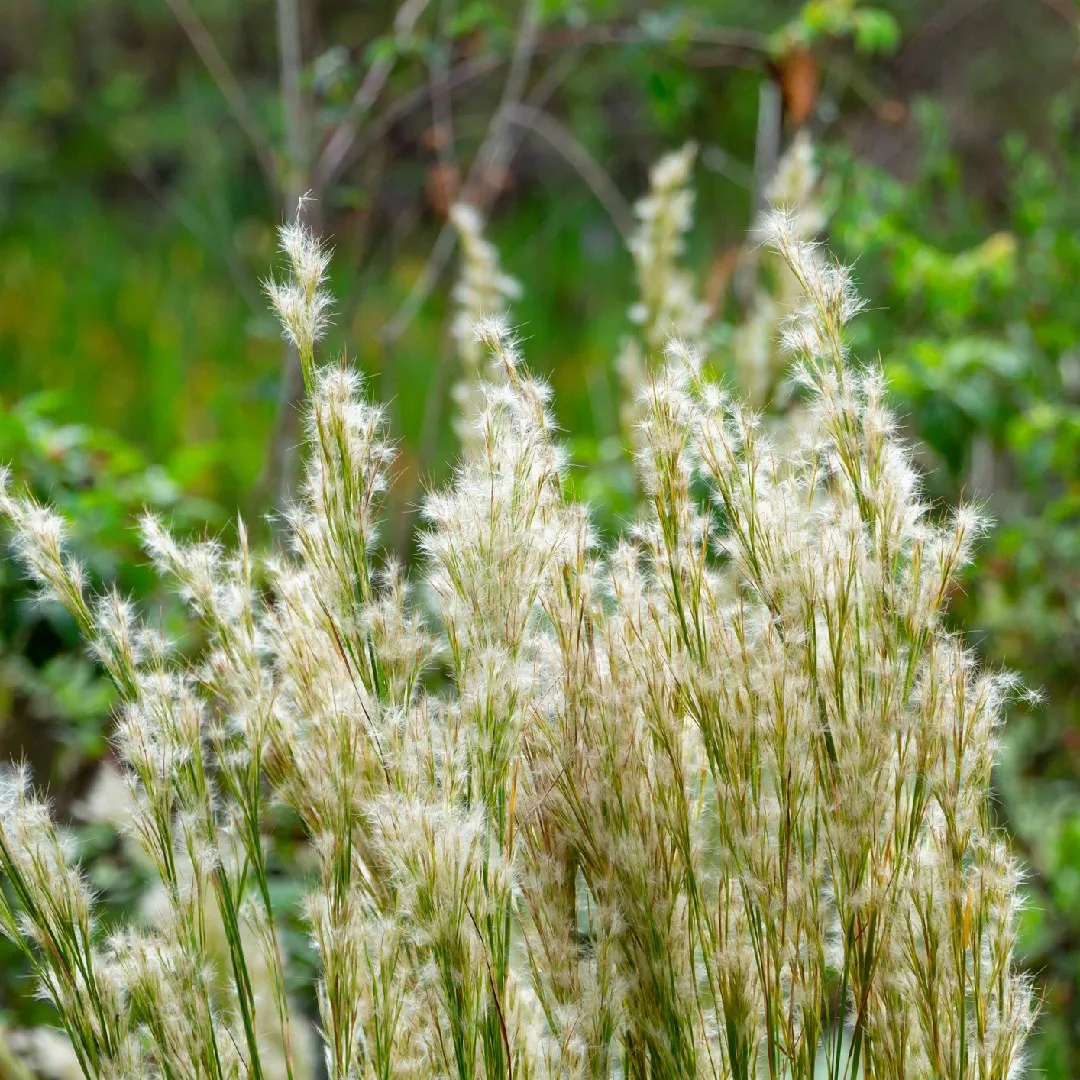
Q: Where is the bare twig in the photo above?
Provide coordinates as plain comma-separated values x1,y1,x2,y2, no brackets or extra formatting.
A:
379,228,458,348
334,146,389,325
700,144,754,189
750,78,782,220
374,12,766,348
264,0,316,517
379,0,544,345
733,77,781,306
163,0,278,185
428,0,461,191
504,103,634,238
315,0,434,193
317,19,769,201
330,54,503,189
275,0,306,203
462,0,541,207
540,22,767,51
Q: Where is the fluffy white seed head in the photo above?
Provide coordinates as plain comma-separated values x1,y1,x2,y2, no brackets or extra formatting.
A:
264,199,334,385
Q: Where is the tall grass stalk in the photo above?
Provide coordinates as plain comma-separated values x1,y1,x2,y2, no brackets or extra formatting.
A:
0,201,1033,1080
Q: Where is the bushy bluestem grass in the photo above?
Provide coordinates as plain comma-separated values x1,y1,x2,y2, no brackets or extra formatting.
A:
616,142,707,450
0,200,1034,1080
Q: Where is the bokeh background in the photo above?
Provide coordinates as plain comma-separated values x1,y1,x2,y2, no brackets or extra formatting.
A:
2,0,1080,1074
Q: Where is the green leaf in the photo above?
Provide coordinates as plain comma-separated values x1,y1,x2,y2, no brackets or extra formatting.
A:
852,9,900,55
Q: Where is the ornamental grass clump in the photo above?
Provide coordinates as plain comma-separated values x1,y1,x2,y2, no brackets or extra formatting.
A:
0,205,1034,1080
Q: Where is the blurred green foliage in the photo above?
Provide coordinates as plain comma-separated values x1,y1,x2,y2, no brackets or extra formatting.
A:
0,397,216,1028
829,94,1080,1072
0,396,216,778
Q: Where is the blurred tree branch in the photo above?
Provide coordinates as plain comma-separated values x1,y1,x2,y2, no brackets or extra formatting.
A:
162,0,279,186
504,103,634,239
378,0,544,347
275,0,307,204
315,0,434,193
377,18,771,348
156,0,776,518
